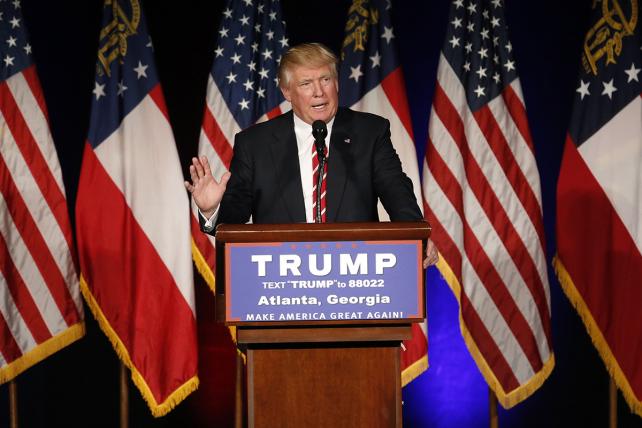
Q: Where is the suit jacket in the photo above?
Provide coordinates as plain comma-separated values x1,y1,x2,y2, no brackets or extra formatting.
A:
210,107,422,227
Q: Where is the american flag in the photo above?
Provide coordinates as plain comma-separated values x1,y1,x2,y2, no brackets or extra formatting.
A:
192,0,290,288
423,0,554,406
339,0,427,386
555,1,642,416
0,0,84,382
75,0,197,416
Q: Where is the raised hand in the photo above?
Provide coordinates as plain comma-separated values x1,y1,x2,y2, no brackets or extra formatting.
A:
184,156,231,218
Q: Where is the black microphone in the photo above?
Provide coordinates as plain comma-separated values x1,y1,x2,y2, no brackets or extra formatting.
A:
312,120,327,160
311,120,327,223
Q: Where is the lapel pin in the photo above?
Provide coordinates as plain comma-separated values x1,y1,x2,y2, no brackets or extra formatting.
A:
344,138,351,144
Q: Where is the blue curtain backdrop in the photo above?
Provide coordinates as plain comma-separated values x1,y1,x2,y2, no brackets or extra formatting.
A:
2,1,641,427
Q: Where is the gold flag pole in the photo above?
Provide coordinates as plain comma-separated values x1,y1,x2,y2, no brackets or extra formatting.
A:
609,378,617,428
9,379,18,428
489,387,499,428
120,362,129,428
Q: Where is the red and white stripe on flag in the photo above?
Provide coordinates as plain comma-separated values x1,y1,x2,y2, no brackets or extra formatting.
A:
423,54,554,407
76,86,198,416
191,77,237,288
338,0,428,384
0,65,84,383
554,9,642,412
348,69,428,385
75,4,198,416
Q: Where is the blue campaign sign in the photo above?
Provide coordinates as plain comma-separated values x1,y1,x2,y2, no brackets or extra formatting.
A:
224,240,424,323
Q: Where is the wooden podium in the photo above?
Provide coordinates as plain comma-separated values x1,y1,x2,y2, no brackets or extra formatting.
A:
215,222,430,428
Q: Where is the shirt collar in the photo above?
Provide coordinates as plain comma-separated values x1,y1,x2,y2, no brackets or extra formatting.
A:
293,111,335,143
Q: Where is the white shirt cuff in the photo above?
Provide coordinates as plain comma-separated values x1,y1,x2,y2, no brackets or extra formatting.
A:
199,207,219,232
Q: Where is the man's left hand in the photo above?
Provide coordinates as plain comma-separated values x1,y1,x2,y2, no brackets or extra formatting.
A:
423,239,439,269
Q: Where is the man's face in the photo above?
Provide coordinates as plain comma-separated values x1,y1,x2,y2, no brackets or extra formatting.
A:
280,63,339,125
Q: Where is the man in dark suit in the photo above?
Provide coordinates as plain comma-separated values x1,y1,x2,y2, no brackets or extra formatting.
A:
185,43,437,266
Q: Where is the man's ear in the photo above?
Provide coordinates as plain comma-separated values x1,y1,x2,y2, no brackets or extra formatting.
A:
280,85,291,102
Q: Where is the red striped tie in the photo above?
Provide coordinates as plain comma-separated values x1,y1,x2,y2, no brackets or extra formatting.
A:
312,143,327,223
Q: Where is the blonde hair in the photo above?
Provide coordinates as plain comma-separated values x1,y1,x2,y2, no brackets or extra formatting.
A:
278,43,338,88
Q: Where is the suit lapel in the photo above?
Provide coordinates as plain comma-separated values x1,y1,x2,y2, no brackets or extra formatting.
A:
327,108,352,222
269,112,306,222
